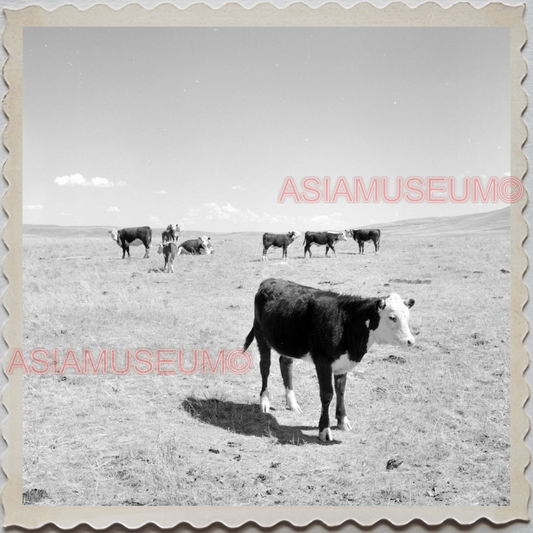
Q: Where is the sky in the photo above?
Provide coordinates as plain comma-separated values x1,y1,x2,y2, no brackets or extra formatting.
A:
23,27,511,232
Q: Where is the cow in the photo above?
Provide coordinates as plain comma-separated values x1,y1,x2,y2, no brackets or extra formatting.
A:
243,278,415,442
303,230,347,258
347,228,381,255
157,242,178,273
109,226,152,258
200,240,215,255
162,223,180,244
177,236,211,255
262,231,302,261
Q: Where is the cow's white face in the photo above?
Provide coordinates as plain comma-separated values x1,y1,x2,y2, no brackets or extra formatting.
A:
109,229,119,244
157,244,164,254
327,230,347,241
368,293,415,348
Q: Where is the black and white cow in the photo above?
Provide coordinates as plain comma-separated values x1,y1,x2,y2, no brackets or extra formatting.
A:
157,242,178,273
109,226,152,258
303,231,347,258
243,278,415,442
262,231,302,261
162,223,180,244
177,236,211,255
347,228,381,254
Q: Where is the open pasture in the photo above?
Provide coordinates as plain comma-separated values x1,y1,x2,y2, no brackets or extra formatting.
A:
22,209,511,506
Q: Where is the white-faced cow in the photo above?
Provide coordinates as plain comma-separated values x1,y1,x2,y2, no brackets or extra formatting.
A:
347,229,381,255
162,223,181,244
262,231,302,261
109,227,152,259
243,278,415,442
177,235,211,255
157,242,178,273
303,230,347,258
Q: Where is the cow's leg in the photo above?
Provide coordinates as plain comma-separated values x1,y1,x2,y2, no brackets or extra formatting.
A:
374,239,380,254
282,246,287,261
304,244,311,258
262,247,268,261
315,361,334,441
334,373,352,431
144,245,150,258
325,245,330,257
256,329,272,413
279,356,302,413
358,241,363,254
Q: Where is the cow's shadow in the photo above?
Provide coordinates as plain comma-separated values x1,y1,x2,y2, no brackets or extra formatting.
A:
182,397,341,446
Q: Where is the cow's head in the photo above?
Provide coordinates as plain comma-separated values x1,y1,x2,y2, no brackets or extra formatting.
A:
344,229,354,239
109,229,119,244
329,230,347,241
157,244,165,254
289,231,302,240
369,294,415,347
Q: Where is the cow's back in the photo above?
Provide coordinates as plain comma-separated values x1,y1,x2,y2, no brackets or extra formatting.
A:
255,278,341,357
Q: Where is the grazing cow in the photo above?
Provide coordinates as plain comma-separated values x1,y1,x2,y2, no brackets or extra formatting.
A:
109,226,152,258
162,223,180,244
347,228,381,254
303,230,347,258
177,236,211,255
243,278,415,442
262,231,302,261
157,242,178,273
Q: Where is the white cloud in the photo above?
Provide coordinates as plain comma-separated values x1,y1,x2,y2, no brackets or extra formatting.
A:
155,189,168,195
107,206,120,213
54,174,117,188
149,215,163,226
117,181,127,187
89,177,114,188
24,204,43,210
231,185,245,190
55,173,87,186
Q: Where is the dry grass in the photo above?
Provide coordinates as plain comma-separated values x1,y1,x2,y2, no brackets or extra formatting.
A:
22,210,511,506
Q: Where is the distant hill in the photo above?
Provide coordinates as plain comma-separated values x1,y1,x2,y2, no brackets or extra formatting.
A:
372,206,510,236
22,207,510,239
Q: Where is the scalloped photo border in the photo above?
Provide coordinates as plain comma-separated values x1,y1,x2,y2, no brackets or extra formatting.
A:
2,2,529,529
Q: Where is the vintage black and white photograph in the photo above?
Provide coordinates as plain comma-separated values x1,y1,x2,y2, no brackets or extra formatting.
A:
2,1,528,528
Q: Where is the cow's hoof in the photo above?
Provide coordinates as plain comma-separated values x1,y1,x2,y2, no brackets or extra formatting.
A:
338,417,352,431
319,428,332,442
285,390,303,413
260,393,270,413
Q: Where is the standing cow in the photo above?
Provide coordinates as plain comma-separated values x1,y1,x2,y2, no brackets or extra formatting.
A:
347,229,381,254
162,223,181,244
109,226,152,258
303,230,347,258
157,242,178,273
262,231,302,261
243,278,415,442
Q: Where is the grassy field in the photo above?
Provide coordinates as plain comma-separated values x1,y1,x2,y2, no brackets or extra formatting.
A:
22,208,511,506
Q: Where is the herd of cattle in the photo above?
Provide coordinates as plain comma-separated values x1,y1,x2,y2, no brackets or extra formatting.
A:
108,224,416,443
109,225,381,271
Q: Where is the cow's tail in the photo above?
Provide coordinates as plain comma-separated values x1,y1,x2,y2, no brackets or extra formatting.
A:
302,236,307,249
243,326,255,352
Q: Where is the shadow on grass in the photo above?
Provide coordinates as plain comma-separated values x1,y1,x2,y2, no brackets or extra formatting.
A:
182,397,341,446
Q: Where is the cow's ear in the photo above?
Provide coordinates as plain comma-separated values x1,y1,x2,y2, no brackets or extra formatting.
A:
376,298,386,311
404,298,415,309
